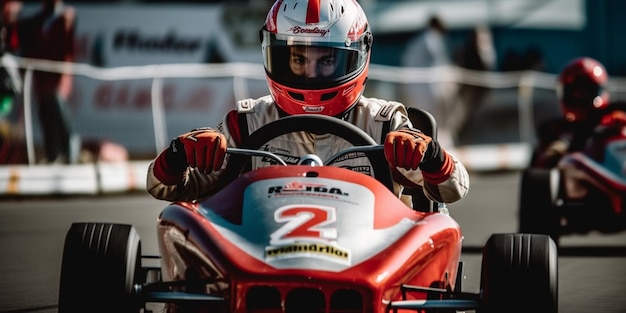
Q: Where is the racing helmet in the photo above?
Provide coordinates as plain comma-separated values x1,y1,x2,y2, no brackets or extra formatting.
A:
260,0,373,116
557,57,609,122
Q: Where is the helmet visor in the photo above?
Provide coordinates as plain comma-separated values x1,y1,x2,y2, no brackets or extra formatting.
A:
261,32,369,89
562,79,603,109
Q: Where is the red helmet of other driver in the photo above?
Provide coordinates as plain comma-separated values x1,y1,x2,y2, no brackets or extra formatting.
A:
260,0,372,116
557,57,609,122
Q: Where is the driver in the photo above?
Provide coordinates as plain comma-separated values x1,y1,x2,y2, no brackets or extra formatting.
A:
531,57,626,167
146,0,469,206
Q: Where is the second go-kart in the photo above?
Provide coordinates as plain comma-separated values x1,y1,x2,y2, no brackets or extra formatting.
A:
519,120,626,244
58,115,558,313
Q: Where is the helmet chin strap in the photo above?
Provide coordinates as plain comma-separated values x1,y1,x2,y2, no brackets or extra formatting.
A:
335,110,350,121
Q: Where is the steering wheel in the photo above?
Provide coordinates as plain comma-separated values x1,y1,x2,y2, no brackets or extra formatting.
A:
221,114,394,191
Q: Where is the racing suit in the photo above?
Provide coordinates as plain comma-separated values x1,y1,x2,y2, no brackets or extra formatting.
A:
147,95,469,205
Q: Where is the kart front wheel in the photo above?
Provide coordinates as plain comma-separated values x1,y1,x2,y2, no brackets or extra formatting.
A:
518,168,561,243
479,233,558,313
58,222,142,313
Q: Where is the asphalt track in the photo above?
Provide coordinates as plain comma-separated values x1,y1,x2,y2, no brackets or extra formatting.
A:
1,170,626,313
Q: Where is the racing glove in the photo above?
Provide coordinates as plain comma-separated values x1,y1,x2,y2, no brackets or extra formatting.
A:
384,128,455,184
599,110,626,128
153,127,227,185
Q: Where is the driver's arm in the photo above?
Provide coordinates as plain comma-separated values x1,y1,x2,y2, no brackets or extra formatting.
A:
385,113,470,204
146,113,239,202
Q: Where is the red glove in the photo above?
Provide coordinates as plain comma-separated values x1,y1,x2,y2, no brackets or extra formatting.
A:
384,129,431,170
153,127,226,185
600,110,626,128
176,128,227,173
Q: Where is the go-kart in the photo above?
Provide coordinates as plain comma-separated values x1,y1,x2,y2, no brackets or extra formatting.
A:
57,114,558,313
519,120,626,244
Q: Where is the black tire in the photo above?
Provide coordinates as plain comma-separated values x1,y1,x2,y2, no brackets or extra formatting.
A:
479,233,558,313
58,222,142,313
518,168,561,242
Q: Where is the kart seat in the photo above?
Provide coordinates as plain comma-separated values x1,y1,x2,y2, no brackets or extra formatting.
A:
404,107,439,213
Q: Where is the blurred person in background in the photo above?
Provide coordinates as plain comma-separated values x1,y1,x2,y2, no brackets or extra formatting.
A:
2,0,79,164
449,24,496,143
402,15,450,70
400,15,456,134
531,57,626,168
146,0,469,208
0,11,23,163
501,45,545,72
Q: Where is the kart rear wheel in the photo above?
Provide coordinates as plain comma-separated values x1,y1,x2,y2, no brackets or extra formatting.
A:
479,233,558,313
58,222,142,313
518,168,561,243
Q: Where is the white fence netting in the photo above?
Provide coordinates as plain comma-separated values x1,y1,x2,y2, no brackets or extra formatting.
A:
4,53,626,165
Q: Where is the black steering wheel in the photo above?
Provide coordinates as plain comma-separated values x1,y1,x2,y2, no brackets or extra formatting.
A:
221,114,394,191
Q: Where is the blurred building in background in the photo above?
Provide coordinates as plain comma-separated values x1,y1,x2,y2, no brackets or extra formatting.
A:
365,0,624,75
12,0,623,74
3,0,625,160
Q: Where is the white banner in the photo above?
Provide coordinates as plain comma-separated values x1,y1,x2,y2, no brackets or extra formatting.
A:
21,4,270,156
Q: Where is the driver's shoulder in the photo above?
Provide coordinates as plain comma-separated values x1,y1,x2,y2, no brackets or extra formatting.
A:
236,95,275,114
235,96,281,133
356,97,408,121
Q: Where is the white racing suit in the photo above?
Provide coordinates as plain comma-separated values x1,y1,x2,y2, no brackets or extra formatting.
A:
147,95,469,205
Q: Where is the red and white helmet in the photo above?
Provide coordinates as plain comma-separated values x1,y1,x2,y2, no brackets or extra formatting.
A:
557,57,609,122
260,0,372,116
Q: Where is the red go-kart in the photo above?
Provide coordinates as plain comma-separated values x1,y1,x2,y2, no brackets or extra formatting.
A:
58,115,558,313
519,120,626,244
